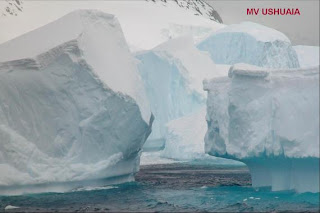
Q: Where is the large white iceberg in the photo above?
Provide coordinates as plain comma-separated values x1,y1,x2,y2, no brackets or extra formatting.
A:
204,63,319,193
136,36,226,150
198,22,300,69
0,10,153,195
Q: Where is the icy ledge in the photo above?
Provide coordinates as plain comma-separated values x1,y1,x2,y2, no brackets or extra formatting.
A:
204,63,319,193
0,10,152,195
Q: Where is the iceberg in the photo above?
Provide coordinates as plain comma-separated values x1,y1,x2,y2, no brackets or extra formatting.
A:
162,108,208,160
162,107,243,165
0,10,153,195
136,36,226,150
204,63,319,193
294,45,319,68
198,22,300,69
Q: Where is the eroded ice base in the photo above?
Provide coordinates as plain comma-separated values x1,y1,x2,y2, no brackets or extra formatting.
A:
245,157,319,193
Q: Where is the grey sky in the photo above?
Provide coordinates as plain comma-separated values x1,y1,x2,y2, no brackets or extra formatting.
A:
207,0,319,46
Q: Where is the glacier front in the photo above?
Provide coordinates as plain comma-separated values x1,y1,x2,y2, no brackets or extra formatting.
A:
204,63,319,193
198,22,300,69
0,10,153,195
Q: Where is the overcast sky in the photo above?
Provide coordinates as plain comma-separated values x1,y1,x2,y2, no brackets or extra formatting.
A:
207,0,319,46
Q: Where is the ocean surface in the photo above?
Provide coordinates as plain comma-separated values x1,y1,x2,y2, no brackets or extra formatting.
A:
0,163,319,212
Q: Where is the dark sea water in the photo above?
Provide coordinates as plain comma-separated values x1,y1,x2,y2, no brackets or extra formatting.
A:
0,163,319,212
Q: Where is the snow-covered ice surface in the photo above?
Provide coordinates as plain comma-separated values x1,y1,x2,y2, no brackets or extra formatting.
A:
198,22,300,69
0,10,153,195
204,63,319,192
294,45,319,68
0,0,224,51
136,36,227,150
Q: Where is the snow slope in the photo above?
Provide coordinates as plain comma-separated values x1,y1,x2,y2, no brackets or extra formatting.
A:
293,45,319,68
198,22,300,69
204,63,319,192
0,10,153,194
0,0,224,51
136,36,227,150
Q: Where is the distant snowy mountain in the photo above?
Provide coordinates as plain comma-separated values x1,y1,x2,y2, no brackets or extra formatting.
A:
146,0,223,23
0,0,23,16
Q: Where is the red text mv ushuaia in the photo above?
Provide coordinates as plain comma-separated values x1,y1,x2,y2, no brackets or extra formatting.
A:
247,8,301,16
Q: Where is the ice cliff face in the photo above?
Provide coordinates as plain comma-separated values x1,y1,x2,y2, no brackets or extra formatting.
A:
204,63,319,192
0,10,153,194
198,22,300,69
136,36,225,150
